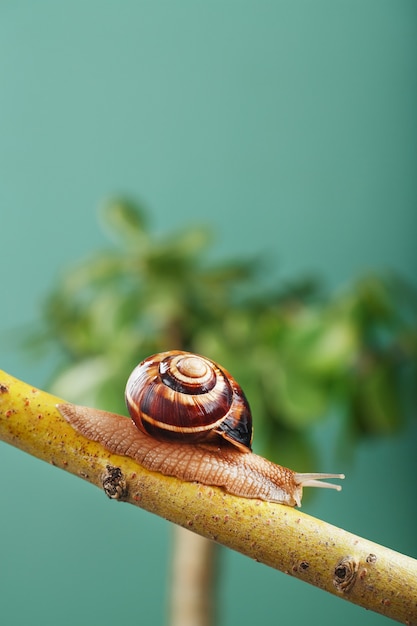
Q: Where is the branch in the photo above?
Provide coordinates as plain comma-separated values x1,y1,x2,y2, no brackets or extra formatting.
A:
1,370,416,624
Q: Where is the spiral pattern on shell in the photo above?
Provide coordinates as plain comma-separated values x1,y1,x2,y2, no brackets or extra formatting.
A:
125,350,252,451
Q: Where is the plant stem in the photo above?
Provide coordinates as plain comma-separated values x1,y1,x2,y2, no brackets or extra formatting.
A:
1,370,416,625
169,526,216,626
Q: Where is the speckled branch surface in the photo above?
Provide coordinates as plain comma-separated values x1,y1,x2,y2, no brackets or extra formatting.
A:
1,370,416,624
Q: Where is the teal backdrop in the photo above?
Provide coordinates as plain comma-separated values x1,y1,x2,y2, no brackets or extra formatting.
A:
1,2,416,625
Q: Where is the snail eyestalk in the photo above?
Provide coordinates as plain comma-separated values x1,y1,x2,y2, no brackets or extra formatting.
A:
294,473,345,491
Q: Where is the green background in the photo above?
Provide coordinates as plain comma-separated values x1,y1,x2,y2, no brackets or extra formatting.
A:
1,2,416,625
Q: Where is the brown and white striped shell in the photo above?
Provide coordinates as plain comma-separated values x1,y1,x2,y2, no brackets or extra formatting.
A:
125,351,252,451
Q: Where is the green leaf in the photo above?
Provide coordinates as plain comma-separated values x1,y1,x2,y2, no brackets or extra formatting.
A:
352,363,404,435
276,368,330,429
100,197,149,244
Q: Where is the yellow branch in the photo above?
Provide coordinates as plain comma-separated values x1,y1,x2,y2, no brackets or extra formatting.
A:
1,370,416,624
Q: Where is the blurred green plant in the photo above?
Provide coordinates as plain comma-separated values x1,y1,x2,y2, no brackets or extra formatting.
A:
30,198,417,472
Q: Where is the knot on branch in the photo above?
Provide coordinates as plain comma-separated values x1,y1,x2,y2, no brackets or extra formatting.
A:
102,465,127,500
333,556,358,593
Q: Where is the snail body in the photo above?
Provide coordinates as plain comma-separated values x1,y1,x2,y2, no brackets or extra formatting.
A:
58,351,344,506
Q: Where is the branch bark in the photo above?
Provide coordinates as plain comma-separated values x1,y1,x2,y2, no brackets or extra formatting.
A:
1,369,416,625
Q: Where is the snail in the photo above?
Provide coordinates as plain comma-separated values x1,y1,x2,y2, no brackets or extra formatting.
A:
57,350,344,506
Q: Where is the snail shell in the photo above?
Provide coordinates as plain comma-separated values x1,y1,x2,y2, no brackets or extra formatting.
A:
57,351,344,506
125,351,252,451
